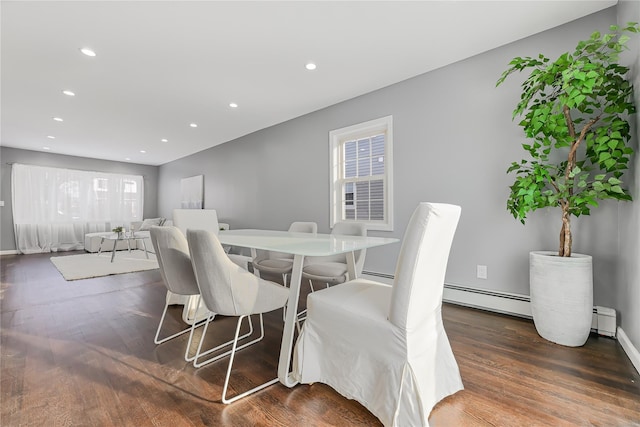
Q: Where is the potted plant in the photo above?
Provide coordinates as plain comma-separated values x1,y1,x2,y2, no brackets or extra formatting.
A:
496,23,639,346
112,226,125,239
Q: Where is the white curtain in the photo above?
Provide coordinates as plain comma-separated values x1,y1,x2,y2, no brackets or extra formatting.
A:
11,163,144,254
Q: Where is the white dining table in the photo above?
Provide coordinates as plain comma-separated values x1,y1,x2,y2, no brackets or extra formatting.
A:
218,228,399,387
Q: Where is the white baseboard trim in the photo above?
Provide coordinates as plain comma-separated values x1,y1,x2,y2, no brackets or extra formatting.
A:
361,271,637,373
362,272,533,319
0,250,19,256
443,282,532,318
617,327,640,374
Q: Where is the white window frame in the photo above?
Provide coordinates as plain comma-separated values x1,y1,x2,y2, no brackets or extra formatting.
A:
329,115,393,231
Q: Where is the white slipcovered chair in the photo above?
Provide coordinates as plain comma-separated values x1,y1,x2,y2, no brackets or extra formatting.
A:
187,229,289,403
149,225,203,362
293,202,463,427
301,222,367,291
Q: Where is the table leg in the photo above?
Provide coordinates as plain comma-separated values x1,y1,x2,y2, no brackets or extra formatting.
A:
111,239,117,263
346,251,357,280
278,254,304,387
141,239,149,258
98,237,105,255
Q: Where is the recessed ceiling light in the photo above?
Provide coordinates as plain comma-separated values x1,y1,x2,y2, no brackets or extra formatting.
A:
305,62,317,71
190,123,198,128
229,103,238,108
125,157,131,161
53,117,63,122
161,138,168,142
62,90,75,97
80,47,96,57
47,135,55,139
140,150,146,154
43,147,51,150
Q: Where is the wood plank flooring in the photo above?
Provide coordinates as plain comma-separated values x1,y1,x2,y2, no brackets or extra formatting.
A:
2,251,639,426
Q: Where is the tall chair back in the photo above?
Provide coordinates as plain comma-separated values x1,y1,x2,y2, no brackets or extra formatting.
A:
150,225,199,296
389,202,461,330
174,208,251,270
173,209,220,236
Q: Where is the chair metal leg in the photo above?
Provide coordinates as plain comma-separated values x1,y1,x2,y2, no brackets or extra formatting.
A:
221,314,279,404
295,308,308,333
154,295,211,363
192,313,263,368
154,298,204,345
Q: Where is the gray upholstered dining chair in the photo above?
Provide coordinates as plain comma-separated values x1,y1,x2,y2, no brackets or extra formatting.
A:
301,221,367,291
149,226,204,362
252,221,317,324
294,203,463,427
187,229,290,404
252,221,318,285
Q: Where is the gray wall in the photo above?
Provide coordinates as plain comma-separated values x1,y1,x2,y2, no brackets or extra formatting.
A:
0,146,159,251
617,0,640,361
159,7,631,304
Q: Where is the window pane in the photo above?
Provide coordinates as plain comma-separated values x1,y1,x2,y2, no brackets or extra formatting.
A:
372,134,385,156
357,138,371,177
344,182,354,206
370,180,384,200
357,138,370,157
345,141,357,161
356,200,369,220
372,156,384,175
358,157,370,177
345,160,357,178
345,207,355,220
371,200,384,220
356,181,369,200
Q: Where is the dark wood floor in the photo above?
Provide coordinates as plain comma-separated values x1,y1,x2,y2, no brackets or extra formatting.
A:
1,251,639,426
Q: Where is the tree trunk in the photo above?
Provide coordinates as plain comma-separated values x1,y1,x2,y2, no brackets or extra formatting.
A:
559,207,572,257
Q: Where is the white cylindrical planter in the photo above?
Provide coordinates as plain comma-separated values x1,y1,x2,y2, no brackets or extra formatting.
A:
529,251,593,347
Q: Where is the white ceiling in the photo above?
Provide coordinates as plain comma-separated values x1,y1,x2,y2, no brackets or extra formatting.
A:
1,1,616,166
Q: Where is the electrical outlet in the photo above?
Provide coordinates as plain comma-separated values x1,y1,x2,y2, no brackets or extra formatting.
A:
477,264,488,279
0,201,4,207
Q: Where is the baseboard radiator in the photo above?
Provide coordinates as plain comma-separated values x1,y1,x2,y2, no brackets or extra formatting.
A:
361,271,617,338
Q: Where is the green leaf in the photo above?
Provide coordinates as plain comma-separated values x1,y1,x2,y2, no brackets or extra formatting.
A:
604,158,617,169
599,152,612,162
608,177,622,185
610,185,625,194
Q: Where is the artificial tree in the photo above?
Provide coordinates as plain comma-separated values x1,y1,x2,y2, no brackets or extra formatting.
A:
497,23,639,257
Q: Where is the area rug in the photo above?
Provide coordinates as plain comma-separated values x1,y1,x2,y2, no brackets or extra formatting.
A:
51,250,159,281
